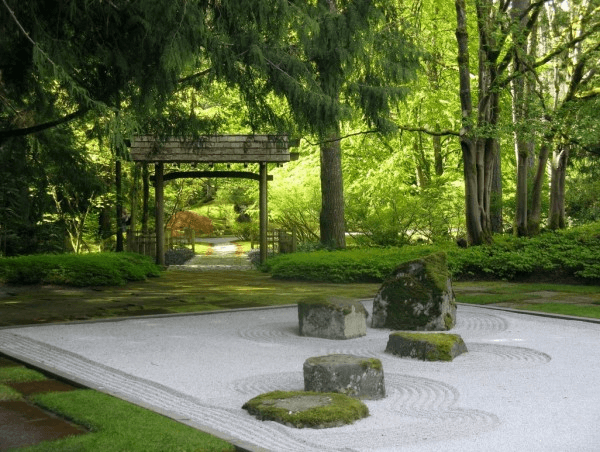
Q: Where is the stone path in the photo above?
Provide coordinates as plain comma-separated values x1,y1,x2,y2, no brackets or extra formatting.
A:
169,237,253,271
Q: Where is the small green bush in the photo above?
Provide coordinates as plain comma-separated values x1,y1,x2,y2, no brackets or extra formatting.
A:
264,246,437,283
0,253,161,286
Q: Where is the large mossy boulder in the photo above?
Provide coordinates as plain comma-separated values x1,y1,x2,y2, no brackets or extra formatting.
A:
371,252,456,331
242,390,369,429
298,297,367,340
385,332,468,362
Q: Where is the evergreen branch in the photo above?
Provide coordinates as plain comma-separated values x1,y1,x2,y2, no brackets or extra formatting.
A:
178,68,212,84
396,125,459,137
1,0,57,68
305,124,459,146
0,108,88,142
304,130,381,145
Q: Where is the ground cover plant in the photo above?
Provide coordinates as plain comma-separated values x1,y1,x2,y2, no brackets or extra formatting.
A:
264,222,600,284
454,281,600,318
0,270,380,326
0,253,161,286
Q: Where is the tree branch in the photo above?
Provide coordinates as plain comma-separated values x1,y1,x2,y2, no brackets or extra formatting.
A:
0,108,88,142
1,0,57,68
177,68,212,84
497,25,600,89
396,124,459,137
304,124,459,146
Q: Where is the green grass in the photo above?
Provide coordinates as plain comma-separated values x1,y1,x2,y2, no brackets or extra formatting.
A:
17,390,235,452
0,357,237,451
457,293,542,305
0,383,22,400
0,366,47,383
513,303,600,319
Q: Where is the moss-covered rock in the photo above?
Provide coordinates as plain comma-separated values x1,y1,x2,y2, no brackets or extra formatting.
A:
371,252,457,331
298,297,367,339
242,390,369,428
385,332,468,361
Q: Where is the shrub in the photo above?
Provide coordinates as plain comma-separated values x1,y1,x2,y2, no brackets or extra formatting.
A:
264,247,438,282
0,252,161,286
264,222,600,283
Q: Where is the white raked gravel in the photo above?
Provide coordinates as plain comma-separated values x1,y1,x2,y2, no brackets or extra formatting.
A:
1,302,599,452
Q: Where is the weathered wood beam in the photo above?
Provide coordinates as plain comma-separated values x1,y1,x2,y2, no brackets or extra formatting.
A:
151,170,273,183
155,163,165,266
259,163,268,265
129,135,298,163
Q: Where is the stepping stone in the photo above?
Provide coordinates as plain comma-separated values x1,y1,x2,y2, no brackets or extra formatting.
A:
303,354,386,400
372,252,457,331
0,400,88,450
385,332,468,362
298,297,367,340
242,390,368,429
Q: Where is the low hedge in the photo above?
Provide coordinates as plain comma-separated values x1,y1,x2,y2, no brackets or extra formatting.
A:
264,222,600,283
0,252,161,286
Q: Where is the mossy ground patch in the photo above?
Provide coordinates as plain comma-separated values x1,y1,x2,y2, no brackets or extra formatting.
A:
242,390,369,428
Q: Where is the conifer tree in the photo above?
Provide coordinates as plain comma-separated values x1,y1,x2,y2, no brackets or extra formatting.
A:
212,0,421,248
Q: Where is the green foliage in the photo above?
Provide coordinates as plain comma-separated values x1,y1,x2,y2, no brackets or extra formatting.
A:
448,223,600,281
0,252,160,286
265,222,600,283
26,390,235,452
264,246,436,282
269,154,321,242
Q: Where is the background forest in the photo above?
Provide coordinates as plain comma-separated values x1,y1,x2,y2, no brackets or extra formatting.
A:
1,0,599,257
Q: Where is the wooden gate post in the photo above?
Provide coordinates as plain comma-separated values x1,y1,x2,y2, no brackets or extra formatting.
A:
155,162,165,266
259,162,268,265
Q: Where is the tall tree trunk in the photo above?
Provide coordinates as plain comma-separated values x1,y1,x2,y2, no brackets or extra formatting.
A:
490,143,503,233
433,130,444,177
511,0,532,237
319,130,346,249
456,0,496,245
529,140,550,234
317,0,346,250
549,145,569,230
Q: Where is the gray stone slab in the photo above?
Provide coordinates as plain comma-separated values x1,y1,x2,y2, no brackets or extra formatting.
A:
298,298,367,340
303,354,385,400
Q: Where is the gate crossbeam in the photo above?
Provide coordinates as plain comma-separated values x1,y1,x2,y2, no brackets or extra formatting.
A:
128,135,298,266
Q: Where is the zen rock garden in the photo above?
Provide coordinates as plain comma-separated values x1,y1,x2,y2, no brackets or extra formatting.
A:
243,252,469,428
